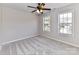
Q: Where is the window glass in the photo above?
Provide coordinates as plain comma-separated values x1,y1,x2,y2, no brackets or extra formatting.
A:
43,15,50,32
59,12,72,34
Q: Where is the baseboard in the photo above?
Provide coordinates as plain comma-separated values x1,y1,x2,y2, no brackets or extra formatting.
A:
0,34,39,46
42,34,79,48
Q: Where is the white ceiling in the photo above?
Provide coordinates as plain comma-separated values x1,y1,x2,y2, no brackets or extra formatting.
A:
0,3,71,13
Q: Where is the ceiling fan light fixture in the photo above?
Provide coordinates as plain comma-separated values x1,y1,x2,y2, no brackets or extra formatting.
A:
40,9,43,13
36,10,40,13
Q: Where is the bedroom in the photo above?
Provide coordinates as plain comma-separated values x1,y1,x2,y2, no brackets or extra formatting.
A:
0,3,79,55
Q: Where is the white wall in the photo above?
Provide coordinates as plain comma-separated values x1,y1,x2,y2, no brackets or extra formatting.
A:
0,7,2,43
40,4,79,47
0,6,39,45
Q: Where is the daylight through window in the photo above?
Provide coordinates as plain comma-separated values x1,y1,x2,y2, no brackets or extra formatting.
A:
59,12,72,34
43,15,50,32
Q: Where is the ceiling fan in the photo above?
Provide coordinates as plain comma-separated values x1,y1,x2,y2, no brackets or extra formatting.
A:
27,3,51,14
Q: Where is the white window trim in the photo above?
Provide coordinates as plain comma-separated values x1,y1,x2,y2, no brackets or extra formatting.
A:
43,13,51,32
58,9,74,35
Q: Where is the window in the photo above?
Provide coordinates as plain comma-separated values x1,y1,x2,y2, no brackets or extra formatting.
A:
43,15,50,32
58,12,72,34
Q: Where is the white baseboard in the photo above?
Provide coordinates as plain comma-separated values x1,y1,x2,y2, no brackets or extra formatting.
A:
42,34,79,48
0,34,39,46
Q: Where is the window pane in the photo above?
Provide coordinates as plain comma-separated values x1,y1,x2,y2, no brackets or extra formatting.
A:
60,14,64,18
64,13,67,18
68,12,72,17
68,18,72,23
64,18,68,23
67,24,72,34
60,28,64,33
44,21,49,24
64,25,68,33
60,18,64,23
44,26,50,31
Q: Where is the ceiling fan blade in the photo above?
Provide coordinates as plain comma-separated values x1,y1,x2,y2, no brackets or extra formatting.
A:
27,6,36,8
38,3,45,6
32,10,37,13
42,8,51,10
38,3,41,5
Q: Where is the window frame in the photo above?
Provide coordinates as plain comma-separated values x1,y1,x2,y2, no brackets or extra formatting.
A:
43,13,51,32
58,9,74,35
